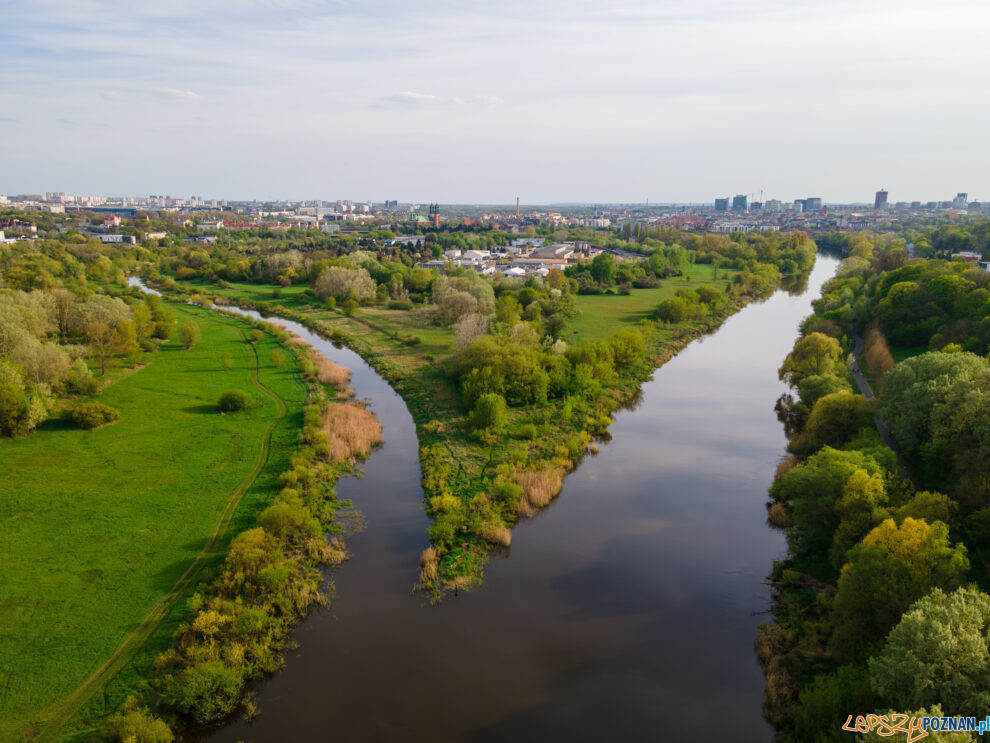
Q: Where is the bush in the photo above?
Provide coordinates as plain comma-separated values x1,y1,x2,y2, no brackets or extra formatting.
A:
270,349,285,368
387,299,414,310
342,299,358,317
179,321,201,349
248,329,263,343
471,393,508,431
162,660,245,724
517,423,538,440
104,698,174,743
71,401,119,430
218,389,252,412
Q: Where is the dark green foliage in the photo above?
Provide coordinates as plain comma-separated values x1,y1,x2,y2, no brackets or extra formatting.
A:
793,666,877,743
801,390,874,452
70,401,119,430
218,389,252,412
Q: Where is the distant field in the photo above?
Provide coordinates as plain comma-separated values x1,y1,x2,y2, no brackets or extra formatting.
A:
0,303,306,742
568,264,736,345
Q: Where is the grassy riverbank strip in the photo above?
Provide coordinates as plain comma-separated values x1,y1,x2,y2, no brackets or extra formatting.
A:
1,301,307,742
104,304,382,740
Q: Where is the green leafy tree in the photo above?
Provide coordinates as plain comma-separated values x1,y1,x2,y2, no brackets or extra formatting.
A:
589,253,617,285
832,518,969,661
779,332,845,386
803,390,875,451
471,392,508,431
218,389,252,412
869,587,990,715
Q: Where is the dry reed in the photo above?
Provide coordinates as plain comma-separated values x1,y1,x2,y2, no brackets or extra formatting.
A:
314,354,352,389
322,401,383,461
514,469,564,511
419,547,439,584
479,523,512,547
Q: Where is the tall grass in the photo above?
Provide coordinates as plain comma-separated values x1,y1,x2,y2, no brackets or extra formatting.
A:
322,402,383,461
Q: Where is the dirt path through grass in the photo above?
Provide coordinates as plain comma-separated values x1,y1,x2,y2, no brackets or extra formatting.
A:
35,329,287,743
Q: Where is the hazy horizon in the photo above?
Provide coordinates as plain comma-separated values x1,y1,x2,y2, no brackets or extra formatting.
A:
2,0,988,203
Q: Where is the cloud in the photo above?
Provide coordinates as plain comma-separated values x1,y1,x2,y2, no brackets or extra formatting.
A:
152,87,202,102
382,91,441,105
379,91,502,107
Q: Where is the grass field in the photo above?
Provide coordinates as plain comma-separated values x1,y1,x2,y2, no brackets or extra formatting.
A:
0,302,306,742
567,264,736,344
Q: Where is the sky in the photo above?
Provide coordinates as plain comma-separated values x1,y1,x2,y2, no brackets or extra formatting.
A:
1,0,988,204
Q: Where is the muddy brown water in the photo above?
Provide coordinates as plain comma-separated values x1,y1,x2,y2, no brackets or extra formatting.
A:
139,257,838,742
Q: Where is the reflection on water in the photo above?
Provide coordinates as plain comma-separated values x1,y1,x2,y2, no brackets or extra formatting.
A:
172,257,841,743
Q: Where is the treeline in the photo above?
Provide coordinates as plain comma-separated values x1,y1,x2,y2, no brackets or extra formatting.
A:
0,238,182,436
762,228,990,742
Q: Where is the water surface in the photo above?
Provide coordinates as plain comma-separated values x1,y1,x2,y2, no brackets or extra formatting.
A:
188,256,838,742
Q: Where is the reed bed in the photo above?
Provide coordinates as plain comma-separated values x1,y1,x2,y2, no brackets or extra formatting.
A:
513,469,564,512
314,355,352,389
322,401,383,461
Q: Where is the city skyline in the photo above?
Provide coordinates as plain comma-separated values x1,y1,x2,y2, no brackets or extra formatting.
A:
2,0,989,202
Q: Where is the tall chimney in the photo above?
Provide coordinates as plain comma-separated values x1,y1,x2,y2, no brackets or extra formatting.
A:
516,197,519,217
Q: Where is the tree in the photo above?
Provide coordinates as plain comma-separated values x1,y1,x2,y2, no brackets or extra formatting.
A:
85,321,117,376
314,266,376,303
218,389,252,411
471,392,507,431
248,329,263,344
179,321,201,349
0,360,52,436
51,288,76,341
454,313,490,350
832,469,889,566
803,390,875,451
589,253,617,285
832,518,969,661
342,299,357,317
869,587,990,715
270,348,285,368
779,332,845,385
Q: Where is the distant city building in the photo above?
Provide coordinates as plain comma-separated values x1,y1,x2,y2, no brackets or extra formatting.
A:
953,192,968,208
874,189,888,210
764,199,782,213
804,197,823,212
731,194,748,212
714,198,729,212
792,200,804,213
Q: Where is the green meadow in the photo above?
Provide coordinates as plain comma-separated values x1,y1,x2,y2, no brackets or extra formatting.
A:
0,302,306,742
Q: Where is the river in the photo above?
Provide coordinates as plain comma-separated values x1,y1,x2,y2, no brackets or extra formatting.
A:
138,256,838,742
